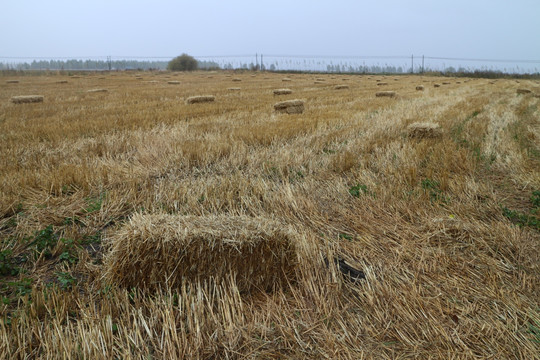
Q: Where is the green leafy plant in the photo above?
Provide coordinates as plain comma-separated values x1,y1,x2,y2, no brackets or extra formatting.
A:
349,184,368,198
29,225,58,258
0,250,19,276
56,272,77,290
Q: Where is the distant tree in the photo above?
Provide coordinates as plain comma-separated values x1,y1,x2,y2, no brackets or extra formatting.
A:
168,53,198,71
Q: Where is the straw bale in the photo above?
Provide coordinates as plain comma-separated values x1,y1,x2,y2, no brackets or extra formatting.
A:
377,82,388,86
227,87,241,91
6,80,19,84
56,80,68,84
274,99,304,114
273,88,293,95
434,84,441,88
282,78,292,82
314,81,325,84
442,82,451,85
186,95,215,104
334,85,349,90
232,78,242,82
70,76,81,79
407,122,443,139
102,214,298,293
87,89,108,93
315,78,325,81
516,88,531,94
375,91,396,98
416,85,424,91
11,95,44,104
168,81,180,84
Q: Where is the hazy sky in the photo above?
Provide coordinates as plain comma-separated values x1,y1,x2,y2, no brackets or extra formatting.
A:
2,0,540,60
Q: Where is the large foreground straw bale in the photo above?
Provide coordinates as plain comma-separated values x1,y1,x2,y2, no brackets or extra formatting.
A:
273,88,292,95
274,99,304,114
416,85,424,91
375,91,396,98
103,214,298,293
407,122,443,139
434,83,441,88
185,95,215,104
11,95,44,104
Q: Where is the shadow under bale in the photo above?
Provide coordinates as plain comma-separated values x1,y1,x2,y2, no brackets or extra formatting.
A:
102,214,298,294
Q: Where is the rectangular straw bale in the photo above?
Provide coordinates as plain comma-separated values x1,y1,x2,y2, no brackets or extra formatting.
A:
87,88,108,93
377,82,388,86
168,81,180,84
185,95,215,104
6,80,19,84
102,214,298,293
273,88,292,95
407,122,443,139
334,85,349,90
274,99,304,114
11,95,44,104
375,91,396,98
516,88,531,94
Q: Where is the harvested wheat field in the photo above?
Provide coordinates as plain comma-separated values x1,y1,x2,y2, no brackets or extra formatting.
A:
0,71,539,359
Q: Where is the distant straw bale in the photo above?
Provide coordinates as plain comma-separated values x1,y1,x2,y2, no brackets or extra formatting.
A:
442,82,451,85
282,78,292,82
6,80,19,84
232,78,242,82
168,81,180,84
70,76,81,79
334,85,349,90
11,95,44,104
227,87,241,91
416,85,424,91
273,88,293,95
456,81,461,84
434,84,441,88
186,95,215,104
407,122,443,139
274,99,304,114
102,214,298,293
377,82,388,86
87,89,108,93
375,91,396,98
516,88,531,94
56,80,68,84
314,81,325,84
315,78,325,81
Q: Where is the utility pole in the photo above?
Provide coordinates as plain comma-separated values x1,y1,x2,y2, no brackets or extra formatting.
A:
422,55,425,74
255,53,258,71
107,56,112,71
411,54,414,74
260,54,263,71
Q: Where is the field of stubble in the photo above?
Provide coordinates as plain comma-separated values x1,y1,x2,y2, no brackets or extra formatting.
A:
0,71,539,359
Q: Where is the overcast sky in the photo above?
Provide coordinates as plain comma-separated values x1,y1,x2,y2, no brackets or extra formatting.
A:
2,0,539,61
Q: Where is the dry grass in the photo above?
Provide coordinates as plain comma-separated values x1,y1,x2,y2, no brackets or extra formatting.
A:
0,71,538,359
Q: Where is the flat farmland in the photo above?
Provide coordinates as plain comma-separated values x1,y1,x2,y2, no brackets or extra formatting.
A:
0,71,539,358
